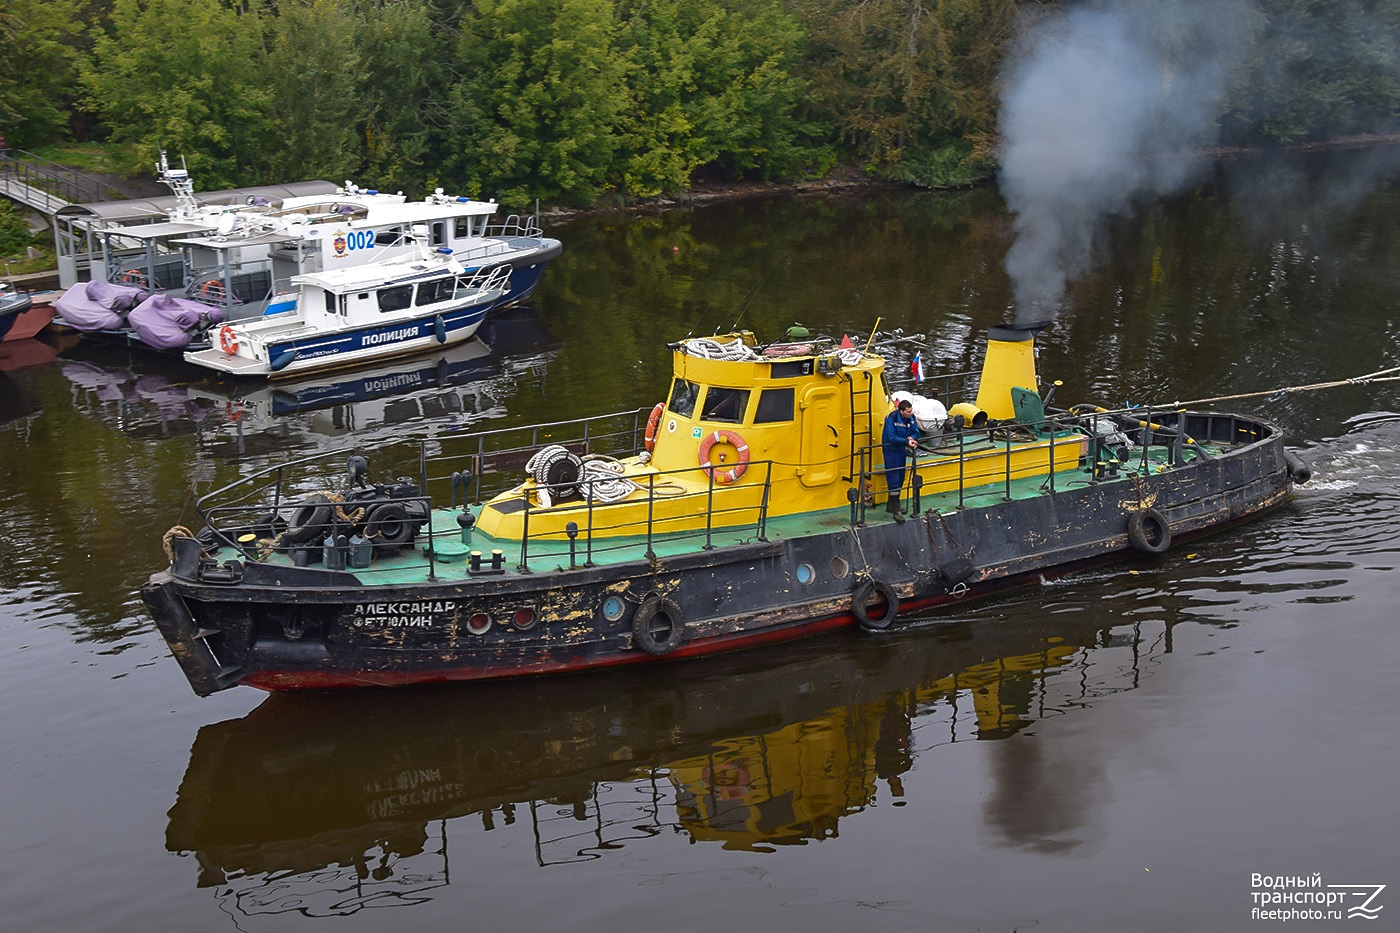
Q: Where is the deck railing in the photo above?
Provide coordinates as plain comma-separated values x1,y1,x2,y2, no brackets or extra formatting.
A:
188,405,1271,579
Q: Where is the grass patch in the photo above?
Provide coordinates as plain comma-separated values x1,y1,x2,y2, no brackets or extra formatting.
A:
22,142,131,175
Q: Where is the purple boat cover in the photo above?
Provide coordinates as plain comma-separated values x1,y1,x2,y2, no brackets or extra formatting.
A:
54,281,152,331
128,293,226,350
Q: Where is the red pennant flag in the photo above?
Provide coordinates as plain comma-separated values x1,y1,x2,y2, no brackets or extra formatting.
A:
839,334,854,349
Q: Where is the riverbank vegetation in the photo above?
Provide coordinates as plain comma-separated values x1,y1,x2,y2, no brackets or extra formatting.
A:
3,0,1400,209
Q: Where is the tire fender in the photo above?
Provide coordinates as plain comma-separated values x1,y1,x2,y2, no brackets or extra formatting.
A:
632,594,685,656
282,494,333,544
852,578,899,630
1127,507,1172,554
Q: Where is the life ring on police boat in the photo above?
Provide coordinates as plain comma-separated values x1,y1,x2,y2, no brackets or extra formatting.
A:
1127,507,1172,554
632,594,685,656
217,325,239,355
852,578,899,631
644,402,664,452
697,429,750,484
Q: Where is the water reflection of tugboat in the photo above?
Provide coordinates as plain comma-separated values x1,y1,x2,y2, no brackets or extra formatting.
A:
166,616,1173,912
59,304,557,452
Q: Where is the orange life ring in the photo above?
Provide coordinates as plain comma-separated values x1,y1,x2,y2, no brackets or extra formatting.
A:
119,269,147,286
697,429,750,484
644,402,664,452
217,325,238,355
200,279,225,300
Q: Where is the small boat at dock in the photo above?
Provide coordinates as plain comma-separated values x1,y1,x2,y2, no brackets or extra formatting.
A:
181,233,512,378
1,281,55,343
51,153,561,352
142,323,1308,696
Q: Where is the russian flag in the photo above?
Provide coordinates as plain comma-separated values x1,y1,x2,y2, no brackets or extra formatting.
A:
911,351,925,384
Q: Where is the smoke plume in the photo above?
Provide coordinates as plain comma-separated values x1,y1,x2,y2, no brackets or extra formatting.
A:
998,0,1256,323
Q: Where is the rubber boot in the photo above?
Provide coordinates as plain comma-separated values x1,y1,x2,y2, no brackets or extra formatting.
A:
889,493,905,524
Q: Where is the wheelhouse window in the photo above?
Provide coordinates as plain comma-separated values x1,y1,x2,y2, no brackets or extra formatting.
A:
378,285,413,312
668,379,699,417
753,387,795,423
701,387,749,423
416,276,457,305
454,216,486,238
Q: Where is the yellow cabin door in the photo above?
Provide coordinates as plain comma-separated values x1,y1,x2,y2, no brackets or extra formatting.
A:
798,385,842,488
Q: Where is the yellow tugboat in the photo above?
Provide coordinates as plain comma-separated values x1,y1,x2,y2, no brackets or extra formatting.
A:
143,322,1305,695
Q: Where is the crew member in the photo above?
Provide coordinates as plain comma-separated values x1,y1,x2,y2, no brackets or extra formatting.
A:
881,398,919,521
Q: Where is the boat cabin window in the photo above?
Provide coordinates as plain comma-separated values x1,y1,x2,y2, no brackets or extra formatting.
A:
378,284,413,312
753,387,795,423
454,217,485,238
417,277,456,305
701,387,749,423
431,222,448,247
668,379,699,417
378,226,405,246
323,289,336,315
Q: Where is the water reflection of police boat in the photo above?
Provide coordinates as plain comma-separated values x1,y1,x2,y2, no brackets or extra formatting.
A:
166,613,1146,896
51,152,562,352
143,322,1308,696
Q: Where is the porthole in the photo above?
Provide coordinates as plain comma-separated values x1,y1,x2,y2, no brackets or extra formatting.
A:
796,562,815,585
467,612,491,635
513,607,538,631
830,556,850,580
601,595,627,622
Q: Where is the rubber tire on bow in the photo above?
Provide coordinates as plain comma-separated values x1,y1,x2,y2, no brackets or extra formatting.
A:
852,579,899,630
364,501,416,547
632,595,685,656
282,494,333,544
1127,507,1172,554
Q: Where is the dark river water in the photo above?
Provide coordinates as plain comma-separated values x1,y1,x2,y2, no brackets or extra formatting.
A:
3,147,1399,932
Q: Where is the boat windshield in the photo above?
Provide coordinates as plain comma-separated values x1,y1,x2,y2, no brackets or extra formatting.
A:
701,387,749,423
668,379,699,417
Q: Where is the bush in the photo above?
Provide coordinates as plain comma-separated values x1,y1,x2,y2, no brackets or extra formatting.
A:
0,201,37,259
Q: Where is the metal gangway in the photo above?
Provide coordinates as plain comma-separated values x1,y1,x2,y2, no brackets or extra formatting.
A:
0,149,129,216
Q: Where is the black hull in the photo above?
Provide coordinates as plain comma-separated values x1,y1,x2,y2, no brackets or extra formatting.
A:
142,423,1293,696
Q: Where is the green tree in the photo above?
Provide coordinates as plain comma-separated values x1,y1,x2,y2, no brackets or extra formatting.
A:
350,0,442,191
616,0,819,196
80,0,273,187
795,0,1012,186
260,0,362,183
445,0,630,205
0,0,87,147
1222,1,1400,145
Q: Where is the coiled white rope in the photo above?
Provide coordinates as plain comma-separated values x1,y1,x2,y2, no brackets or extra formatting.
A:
579,455,639,503
682,337,761,361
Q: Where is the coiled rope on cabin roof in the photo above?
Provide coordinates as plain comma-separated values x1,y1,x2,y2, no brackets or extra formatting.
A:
683,337,762,361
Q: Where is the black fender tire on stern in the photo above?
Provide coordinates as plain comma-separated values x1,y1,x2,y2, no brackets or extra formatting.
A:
1127,507,1172,554
364,501,416,547
282,494,333,544
852,579,899,630
633,595,685,656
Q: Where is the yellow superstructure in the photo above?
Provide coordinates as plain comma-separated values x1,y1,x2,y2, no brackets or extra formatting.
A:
472,327,1083,541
